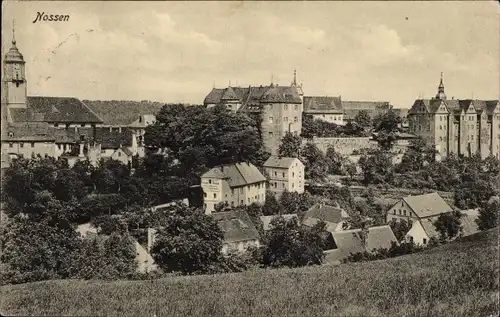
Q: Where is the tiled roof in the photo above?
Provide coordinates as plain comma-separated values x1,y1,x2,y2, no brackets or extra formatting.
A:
212,210,260,243
302,217,339,232
419,217,439,238
341,101,391,120
303,96,342,113
263,156,301,169
485,100,499,115
201,162,266,187
303,203,349,225
83,100,164,126
403,193,452,218
332,225,397,254
120,146,134,156
10,96,104,123
204,85,302,106
2,122,56,141
260,214,298,231
221,86,239,100
392,108,409,118
94,127,133,149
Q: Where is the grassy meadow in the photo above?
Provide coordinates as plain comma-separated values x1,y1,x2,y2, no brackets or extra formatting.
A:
1,229,498,317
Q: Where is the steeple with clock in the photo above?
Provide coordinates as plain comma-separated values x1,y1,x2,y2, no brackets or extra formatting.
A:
3,24,27,109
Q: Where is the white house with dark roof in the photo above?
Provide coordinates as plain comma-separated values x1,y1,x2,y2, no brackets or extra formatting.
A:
303,96,344,125
200,162,267,214
212,209,261,254
263,156,304,195
386,192,453,246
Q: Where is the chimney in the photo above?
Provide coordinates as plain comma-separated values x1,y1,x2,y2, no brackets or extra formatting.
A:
119,126,122,133
109,126,112,132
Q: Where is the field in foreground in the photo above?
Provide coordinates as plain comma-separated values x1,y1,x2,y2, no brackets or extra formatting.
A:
1,229,499,317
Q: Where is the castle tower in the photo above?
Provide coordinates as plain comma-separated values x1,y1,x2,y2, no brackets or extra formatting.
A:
435,72,446,100
2,22,27,110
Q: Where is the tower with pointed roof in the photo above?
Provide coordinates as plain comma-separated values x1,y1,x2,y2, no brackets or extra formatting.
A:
3,22,27,110
435,72,446,100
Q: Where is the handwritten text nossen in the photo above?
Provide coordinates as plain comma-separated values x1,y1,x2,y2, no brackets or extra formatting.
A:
33,12,69,23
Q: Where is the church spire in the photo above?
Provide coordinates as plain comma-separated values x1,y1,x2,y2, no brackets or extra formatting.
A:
292,69,297,86
436,72,446,100
12,19,16,45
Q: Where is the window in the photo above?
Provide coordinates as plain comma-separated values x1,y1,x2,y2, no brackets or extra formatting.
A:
439,125,442,130
20,142,24,148
292,183,294,188
9,143,13,148
292,172,295,177
231,189,234,195
231,201,234,207
269,116,274,123
274,182,277,188
403,210,407,216
209,179,212,184
204,192,207,198
423,238,427,245
471,135,474,140
282,172,285,177
240,188,243,193
269,132,273,136
118,151,121,157
213,193,217,198
8,132,13,137
240,200,243,205
294,117,298,123
247,198,250,203
284,117,288,122
282,183,285,188
274,172,277,176
54,123,59,128
31,142,35,148
284,105,288,110
81,124,86,127
294,105,298,111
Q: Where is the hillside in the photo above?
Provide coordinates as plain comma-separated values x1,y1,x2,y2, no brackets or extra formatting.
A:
1,229,498,317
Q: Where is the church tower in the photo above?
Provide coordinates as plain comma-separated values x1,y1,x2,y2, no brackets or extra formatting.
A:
3,23,27,109
435,72,446,100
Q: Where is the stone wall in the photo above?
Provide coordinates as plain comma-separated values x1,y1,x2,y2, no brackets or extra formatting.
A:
306,137,377,155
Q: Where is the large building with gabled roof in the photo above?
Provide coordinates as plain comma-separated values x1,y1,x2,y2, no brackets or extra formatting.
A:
386,192,453,246
203,70,304,155
200,162,267,214
408,74,500,159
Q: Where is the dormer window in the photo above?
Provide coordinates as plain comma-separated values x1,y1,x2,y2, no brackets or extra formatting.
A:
8,132,13,137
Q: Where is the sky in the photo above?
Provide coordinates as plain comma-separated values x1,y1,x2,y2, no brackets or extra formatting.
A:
2,1,499,108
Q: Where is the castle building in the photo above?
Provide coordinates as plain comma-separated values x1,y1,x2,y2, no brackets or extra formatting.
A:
203,71,304,155
408,74,499,159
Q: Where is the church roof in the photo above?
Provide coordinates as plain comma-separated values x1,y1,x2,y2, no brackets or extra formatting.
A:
10,97,103,124
4,40,24,63
83,100,164,126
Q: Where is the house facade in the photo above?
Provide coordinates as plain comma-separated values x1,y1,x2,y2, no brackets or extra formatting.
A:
263,156,305,195
203,72,304,155
303,96,344,125
200,162,267,214
408,74,500,159
212,210,261,254
386,192,453,245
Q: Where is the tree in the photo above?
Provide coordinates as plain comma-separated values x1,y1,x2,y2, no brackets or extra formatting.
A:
325,146,344,175
397,136,436,173
354,110,372,130
373,110,402,150
262,191,283,216
1,215,84,284
389,219,412,242
279,191,316,219
476,201,499,231
278,132,302,158
151,205,224,274
261,216,324,268
359,149,394,185
301,142,328,181
433,210,463,241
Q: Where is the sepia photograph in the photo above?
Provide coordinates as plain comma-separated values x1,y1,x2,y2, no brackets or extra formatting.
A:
1,0,499,316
